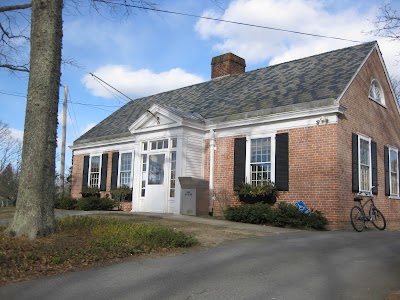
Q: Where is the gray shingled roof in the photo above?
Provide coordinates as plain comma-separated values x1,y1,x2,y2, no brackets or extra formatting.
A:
74,41,376,145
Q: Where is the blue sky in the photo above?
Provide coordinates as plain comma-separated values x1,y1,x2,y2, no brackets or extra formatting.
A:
1,0,399,174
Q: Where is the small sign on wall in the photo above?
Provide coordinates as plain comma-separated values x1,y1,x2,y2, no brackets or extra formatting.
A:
295,200,311,215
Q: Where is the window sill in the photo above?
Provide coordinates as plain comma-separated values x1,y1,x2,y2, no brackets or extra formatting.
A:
389,196,400,200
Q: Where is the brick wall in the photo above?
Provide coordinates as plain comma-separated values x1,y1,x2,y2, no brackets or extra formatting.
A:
211,53,246,79
278,125,339,227
337,48,400,229
71,154,84,199
70,151,119,200
206,128,339,221
204,135,243,215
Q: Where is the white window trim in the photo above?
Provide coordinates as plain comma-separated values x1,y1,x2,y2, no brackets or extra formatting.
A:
88,154,102,188
388,146,399,197
358,135,372,193
117,151,134,188
245,133,276,184
140,154,147,198
369,79,386,107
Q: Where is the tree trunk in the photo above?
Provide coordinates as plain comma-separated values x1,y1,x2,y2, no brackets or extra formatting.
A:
7,0,63,238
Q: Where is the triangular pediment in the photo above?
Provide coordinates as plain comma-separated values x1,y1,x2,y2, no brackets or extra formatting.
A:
128,104,183,134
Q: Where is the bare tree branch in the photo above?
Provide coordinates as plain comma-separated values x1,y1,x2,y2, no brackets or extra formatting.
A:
0,63,29,72
369,4,400,41
0,3,32,13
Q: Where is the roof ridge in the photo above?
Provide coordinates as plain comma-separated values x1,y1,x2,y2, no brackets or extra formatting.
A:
245,40,377,75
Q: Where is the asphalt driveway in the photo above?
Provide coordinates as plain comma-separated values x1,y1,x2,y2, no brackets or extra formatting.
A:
1,228,399,300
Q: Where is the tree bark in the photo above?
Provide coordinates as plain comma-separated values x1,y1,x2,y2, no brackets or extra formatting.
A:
7,0,63,238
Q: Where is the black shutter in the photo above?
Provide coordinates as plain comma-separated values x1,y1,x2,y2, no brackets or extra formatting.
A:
371,141,378,195
82,155,90,189
100,153,108,191
233,138,246,190
384,146,390,196
398,151,400,196
111,152,119,189
352,133,359,192
275,133,289,191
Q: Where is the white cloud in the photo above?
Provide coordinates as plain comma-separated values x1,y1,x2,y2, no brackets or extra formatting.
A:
82,65,205,99
57,112,72,125
195,0,400,77
9,128,23,141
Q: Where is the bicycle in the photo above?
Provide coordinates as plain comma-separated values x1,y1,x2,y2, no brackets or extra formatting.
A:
350,186,386,232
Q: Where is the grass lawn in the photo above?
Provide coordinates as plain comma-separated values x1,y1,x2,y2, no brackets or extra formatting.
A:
0,208,267,286
0,211,198,285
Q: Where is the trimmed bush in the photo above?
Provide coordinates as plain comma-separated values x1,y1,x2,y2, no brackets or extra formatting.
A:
224,202,328,230
75,196,117,211
54,197,77,210
224,203,272,224
110,187,132,202
81,187,100,198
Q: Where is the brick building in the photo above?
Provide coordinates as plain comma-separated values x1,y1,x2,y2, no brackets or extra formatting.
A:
70,42,400,228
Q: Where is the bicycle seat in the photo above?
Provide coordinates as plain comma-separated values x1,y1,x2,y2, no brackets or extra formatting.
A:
354,196,363,202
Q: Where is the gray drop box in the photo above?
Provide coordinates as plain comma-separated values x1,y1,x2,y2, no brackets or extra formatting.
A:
179,177,209,216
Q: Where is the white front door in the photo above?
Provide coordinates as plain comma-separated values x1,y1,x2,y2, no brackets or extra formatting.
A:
144,153,166,212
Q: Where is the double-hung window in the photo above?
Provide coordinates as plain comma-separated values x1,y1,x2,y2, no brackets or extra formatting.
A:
89,155,101,188
389,147,399,196
358,136,371,192
250,137,272,186
119,152,133,188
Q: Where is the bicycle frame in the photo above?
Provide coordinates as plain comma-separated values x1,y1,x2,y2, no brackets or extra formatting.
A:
351,186,386,232
355,196,375,221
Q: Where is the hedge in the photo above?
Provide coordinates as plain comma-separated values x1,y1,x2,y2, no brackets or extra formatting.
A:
224,202,328,230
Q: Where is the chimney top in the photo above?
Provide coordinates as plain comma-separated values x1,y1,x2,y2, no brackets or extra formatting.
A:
211,53,246,79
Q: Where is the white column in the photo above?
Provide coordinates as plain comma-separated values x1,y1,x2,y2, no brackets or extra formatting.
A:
209,129,215,215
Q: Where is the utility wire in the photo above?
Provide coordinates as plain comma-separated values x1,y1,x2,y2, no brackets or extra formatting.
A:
89,72,160,123
98,1,363,43
67,92,81,137
67,107,79,138
91,76,127,105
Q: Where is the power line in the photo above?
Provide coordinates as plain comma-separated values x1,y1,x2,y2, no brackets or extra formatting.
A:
98,1,363,43
90,75,127,104
0,90,26,98
89,72,160,124
67,91,81,137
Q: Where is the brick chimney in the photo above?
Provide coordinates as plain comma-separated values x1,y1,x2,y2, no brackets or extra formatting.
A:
211,53,246,79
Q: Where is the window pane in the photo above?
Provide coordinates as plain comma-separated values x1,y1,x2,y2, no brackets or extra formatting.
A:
390,149,398,171
90,156,100,172
172,138,177,148
120,153,132,172
360,165,370,191
90,173,99,187
148,154,165,185
360,139,370,165
143,142,148,151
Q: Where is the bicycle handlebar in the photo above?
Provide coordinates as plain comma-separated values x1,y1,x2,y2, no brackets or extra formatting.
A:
357,185,378,196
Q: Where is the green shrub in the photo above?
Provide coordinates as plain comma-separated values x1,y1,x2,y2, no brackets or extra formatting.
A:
110,187,132,202
224,203,272,224
75,196,117,211
224,202,328,230
81,187,100,198
235,181,279,198
57,216,198,252
54,197,77,210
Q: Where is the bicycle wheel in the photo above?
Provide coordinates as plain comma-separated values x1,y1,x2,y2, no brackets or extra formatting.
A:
371,207,386,230
350,206,365,232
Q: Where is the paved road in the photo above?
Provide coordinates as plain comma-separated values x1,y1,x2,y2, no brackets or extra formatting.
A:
1,229,400,300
